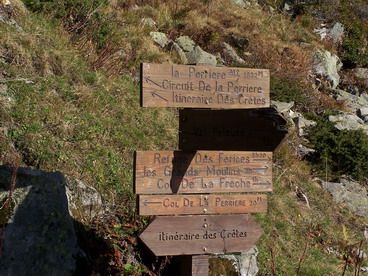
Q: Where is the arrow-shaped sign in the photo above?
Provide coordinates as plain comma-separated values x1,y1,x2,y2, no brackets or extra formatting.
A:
140,214,263,256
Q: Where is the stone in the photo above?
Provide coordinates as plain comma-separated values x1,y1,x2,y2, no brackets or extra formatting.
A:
329,22,344,44
328,113,368,134
314,22,344,44
334,89,368,112
186,46,217,66
219,246,259,276
232,0,246,8
313,50,343,89
271,100,294,114
322,178,368,217
150,31,169,48
222,42,245,65
296,116,316,137
297,144,315,159
65,176,103,220
170,42,188,64
0,166,79,275
227,33,249,50
141,17,156,28
175,36,195,53
358,107,368,122
354,68,368,80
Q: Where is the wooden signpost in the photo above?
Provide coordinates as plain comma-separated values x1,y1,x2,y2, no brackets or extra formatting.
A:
139,194,267,216
141,63,270,108
135,150,272,194
137,63,285,275
139,215,262,256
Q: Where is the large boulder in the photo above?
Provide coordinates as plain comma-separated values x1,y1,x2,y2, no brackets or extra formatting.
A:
0,166,79,275
322,178,368,217
175,36,195,53
187,46,217,66
313,50,343,89
329,113,368,135
150,31,169,48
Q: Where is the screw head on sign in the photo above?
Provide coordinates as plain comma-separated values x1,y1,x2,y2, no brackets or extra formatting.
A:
203,247,207,252
203,223,208,228
203,208,207,213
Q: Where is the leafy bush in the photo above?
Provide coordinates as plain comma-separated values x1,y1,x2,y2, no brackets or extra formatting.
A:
307,116,368,181
271,76,308,106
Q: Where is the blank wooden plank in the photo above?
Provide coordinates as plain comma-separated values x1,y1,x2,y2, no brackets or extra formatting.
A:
179,108,287,151
135,151,272,194
141,63,270,108
139,215,263,256
138,194,267,215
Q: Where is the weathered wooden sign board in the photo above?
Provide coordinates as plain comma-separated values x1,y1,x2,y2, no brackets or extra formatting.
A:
141,63,270,108
140,215,263,256
135,151,272,194
138,194,267,216
179,108,287,151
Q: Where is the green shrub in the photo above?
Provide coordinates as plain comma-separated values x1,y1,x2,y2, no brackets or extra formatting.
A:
307,116,368,181
271,76,308,106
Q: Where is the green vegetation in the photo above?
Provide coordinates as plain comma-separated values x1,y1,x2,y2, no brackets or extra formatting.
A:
307,115,368,181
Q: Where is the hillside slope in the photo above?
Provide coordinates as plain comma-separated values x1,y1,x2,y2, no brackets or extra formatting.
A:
1,0,368,275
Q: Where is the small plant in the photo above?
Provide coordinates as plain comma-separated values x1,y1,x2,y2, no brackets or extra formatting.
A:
307,115,368,181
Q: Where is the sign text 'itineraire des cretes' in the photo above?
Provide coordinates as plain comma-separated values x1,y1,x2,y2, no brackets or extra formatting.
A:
139,215,263,256
138,194,267,216
135,151,272,194
141,63,270,108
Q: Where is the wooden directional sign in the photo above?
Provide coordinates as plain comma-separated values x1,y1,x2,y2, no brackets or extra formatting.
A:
139,215,263,256
138,194,267,216
135,151,272,194
179,108,287,151
141,63,270,108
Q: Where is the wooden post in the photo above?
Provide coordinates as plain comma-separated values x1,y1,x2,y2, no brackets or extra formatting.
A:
192,255,209,276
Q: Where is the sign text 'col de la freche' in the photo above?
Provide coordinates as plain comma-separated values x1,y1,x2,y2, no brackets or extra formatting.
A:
142,63,270,108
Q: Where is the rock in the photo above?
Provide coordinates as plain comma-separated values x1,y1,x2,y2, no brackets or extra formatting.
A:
141,17,156,28
223,42,245,65
150,31,169,48
314,22,344,44
296,116,316,137
358,107,368,122
362,267,368,273
329,113,368,134
271,100,294,114
313,50,343,89
329,22,344,44
175,36,195,53
297,144,315,159
219,246,259,276
0,166,79,275
322,178,368,217
232,0,246,8
170,42,188,64
187,46,217,66
227,33,249,50
65,176,103,220
334,89,368,112
354,68,368,80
